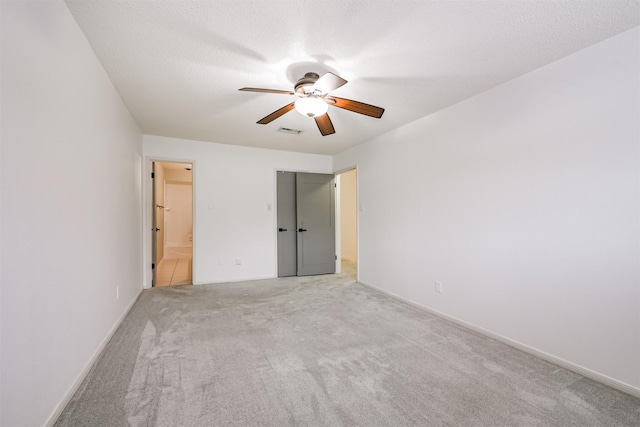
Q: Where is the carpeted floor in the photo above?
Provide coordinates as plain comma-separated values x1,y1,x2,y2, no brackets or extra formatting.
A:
55,268,640,426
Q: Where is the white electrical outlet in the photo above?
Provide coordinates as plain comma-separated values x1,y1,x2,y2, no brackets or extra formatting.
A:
116,286,120,300
236,258,242,265
435,281,443,294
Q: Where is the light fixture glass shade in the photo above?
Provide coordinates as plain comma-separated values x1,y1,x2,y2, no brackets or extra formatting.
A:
294,96,328,118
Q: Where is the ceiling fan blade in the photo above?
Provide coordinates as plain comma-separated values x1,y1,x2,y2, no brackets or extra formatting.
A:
325,96,384,118
239,87,294,95
314,113,335,136
313,72,348,94
257,102,295,124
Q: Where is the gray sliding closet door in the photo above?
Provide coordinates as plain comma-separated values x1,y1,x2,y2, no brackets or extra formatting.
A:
277,171,297,277
296,172,336,276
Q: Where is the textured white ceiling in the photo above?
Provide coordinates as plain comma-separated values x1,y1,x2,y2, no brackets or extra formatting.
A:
65,0,640,155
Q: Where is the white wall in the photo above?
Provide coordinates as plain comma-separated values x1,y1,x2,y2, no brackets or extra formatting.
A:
143,135,332,285
0,1,143,425
165,183,193,247
334,28,640,392
339,169,357,262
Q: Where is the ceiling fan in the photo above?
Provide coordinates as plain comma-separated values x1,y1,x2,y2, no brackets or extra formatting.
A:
239,72,384,136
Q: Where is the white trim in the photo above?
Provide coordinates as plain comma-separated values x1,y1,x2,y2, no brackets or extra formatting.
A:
357,279,640,399
193,274,276,286
45,288,144,426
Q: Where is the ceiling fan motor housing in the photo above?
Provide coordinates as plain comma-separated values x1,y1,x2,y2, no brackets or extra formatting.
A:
294,72,320,95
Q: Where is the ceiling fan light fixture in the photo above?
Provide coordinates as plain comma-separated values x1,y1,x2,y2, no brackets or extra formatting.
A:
239,71,383,136
294,96,328,118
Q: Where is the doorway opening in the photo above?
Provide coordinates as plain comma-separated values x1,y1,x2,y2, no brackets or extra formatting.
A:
338,168,357,278
152,161,193,287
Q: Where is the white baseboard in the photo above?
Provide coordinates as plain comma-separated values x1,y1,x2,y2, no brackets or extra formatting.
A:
357,280,640,399
193,274,276,286
45,287,144,426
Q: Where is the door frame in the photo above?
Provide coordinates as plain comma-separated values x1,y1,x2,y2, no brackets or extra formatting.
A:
143,156,197,289
334,165,359,279
273,167,358,279
274,168,339,277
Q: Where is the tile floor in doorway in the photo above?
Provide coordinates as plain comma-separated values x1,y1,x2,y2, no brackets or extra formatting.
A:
156,257,192,286
341,258,356,277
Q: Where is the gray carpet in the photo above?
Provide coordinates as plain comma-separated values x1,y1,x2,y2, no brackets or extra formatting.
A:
56,268,640,426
